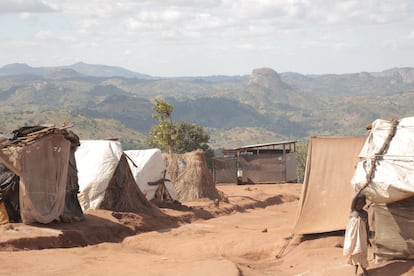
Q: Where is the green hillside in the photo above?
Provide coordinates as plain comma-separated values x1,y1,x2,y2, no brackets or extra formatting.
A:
1,63,414,150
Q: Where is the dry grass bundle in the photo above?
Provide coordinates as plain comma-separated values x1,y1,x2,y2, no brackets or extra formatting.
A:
101,154,154,213
164,150,223,202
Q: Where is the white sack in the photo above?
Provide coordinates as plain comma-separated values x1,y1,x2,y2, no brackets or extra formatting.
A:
75,140,123,210
124,149,177,201
352,117,414,203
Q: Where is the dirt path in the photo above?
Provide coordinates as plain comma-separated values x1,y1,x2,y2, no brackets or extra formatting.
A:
0,184,413,276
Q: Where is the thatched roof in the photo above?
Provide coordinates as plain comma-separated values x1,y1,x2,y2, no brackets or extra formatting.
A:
100,153,154,213
164,150,223,202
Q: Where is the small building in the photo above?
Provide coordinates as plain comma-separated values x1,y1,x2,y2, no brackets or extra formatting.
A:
212,140,297,184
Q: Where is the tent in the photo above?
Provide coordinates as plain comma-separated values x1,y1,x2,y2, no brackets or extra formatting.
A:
0,163,19,223
351,117,414,260
75,140,153,212
124,149,178,203
293,136,366,235
164,150,223,202
0,126,83,224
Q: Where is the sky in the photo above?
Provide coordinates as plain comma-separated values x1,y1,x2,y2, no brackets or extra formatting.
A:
0,0,413,77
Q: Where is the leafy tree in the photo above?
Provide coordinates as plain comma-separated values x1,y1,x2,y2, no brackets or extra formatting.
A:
147,98,176,153
295,139,308,183
147,99,213,163
174,121,210,153
174,121,214,167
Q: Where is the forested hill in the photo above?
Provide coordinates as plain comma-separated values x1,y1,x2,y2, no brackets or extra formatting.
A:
1,63,414,149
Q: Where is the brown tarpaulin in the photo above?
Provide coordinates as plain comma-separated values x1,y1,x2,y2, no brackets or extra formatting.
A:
374,197,414,260
238,154,286,184
293,136,366,235
0,134,70,224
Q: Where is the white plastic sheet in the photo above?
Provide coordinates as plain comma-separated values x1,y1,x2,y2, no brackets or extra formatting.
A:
124,149,177,201
351,117,414,203
75,140,123,210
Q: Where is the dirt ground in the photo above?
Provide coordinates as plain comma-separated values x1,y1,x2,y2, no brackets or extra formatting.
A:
0,183,413,276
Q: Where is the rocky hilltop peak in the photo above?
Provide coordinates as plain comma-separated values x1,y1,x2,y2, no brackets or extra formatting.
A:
398,68,414,84
374,67,414,84
248,68,289,91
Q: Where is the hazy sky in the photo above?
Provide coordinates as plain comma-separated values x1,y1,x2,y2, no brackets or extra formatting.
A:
0,0,413,77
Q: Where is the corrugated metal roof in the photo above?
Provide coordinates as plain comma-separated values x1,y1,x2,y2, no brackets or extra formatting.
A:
223,140,297,151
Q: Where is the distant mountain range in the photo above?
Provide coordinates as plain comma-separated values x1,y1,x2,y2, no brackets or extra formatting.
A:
1,62,414,149
0,62,154,79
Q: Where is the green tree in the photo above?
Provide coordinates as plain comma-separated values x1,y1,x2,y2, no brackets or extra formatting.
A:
146,99,213,162
174,121,210,153
295,139,308,183
174,121,214,167
147,98,176,153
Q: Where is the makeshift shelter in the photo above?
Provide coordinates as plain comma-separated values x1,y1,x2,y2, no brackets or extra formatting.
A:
124,149,178,204
0,164,19,224
214,141,297,184
293,136,366,235
165,150,222,202
75,140,153,212
0,126,83,224
59,130,84,223
351,117,414,260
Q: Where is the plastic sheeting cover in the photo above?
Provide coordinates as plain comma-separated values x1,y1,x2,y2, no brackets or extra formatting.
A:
124,149,177,201
75,140,123,210
352,117,414,203
374,197,414,260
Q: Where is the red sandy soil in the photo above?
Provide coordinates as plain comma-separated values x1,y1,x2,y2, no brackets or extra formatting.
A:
0,184,413,276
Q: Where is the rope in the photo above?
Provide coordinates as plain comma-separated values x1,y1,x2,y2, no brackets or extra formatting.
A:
123,152,138,168
275,235,294,259
357,118,399,196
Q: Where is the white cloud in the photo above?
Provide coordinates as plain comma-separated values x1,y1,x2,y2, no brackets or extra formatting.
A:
34,30,54,40
0,0,55,14
138,9,183,22
2,40,38,48
382,39,400,50
236,43,255,50
33,30,76,45
0,0,413,76
334,42,352,51
311,1,413,26
18,12,38,20
160,30,179,40
44,0,123,18
125,18,145,32
77,19,100,34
